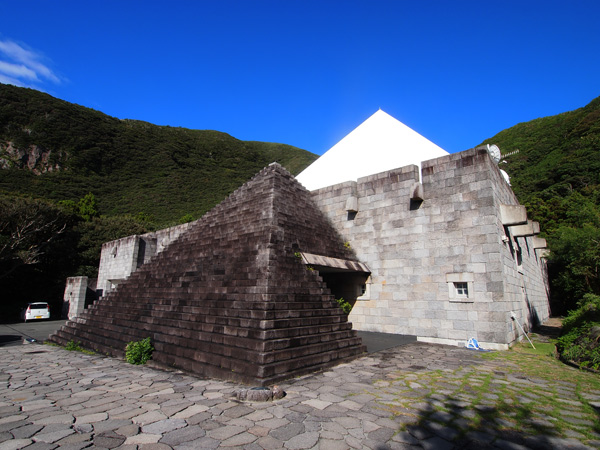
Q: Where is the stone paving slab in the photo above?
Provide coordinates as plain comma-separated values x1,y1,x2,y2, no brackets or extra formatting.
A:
0,342,599,449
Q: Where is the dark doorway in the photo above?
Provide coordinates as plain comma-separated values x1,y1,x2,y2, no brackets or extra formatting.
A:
319,270,369,307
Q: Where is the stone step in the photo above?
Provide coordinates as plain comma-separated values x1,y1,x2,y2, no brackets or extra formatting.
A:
86,303,345,322
152,339,366,385
65,311,355,346
94,296,341,311
50,328,127,359
54,311,360,364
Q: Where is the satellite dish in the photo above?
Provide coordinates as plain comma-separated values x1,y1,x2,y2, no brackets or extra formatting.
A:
487,144,501,164
475,143,502,164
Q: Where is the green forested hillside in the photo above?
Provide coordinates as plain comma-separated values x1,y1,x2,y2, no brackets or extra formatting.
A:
0,84,317,319
482,96,599,225
0,83,317,226
482,96,600,314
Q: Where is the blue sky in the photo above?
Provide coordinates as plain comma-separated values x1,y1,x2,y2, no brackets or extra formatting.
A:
1,1,599,156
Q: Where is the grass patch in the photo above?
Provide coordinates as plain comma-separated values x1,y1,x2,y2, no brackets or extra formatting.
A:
511,341,557,357
64,340,95,355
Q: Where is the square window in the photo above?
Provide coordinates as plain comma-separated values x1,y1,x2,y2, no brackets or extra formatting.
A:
454,282,469,298
446,273,474,303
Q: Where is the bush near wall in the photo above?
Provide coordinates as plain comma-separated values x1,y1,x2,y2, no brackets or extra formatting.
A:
556,294,600,370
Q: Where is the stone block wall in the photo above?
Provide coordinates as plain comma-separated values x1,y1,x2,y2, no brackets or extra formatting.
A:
97,235,141,296
63,276,89,320
310,148,550,349
96,222,193,297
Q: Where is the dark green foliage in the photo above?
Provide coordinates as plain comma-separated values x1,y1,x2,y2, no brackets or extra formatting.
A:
529,189,600,313
556,294,600,370
0,84,317,227
482,96,600,234
549,224,600,305
125,337,154,365
483,96,600,207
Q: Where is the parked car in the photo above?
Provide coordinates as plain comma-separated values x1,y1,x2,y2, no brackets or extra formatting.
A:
20,302,51,322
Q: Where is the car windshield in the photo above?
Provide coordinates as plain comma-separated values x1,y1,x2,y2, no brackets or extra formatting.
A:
29,303,48,309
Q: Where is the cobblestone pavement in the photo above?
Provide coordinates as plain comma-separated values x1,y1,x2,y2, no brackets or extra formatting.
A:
1,340,599,449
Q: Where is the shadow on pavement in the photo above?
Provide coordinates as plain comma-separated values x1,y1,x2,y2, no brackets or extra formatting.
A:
0,335,22,346
0,320,66,347
357,330,417,353
402,389,578,449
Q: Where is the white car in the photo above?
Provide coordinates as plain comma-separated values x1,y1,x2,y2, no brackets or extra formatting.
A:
21,302,51,322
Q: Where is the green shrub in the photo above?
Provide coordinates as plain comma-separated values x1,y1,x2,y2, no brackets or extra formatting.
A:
125,337,154,365
560,293,600,331
557,294,600,370
336,297,352,315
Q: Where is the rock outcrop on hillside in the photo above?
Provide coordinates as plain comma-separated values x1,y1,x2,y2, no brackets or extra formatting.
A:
0,141,63,174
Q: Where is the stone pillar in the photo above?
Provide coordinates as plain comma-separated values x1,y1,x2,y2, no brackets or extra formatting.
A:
63,277,88,320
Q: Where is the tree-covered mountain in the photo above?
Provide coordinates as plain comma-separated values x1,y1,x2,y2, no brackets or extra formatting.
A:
0,83,317,226
481,96,599,229
0,83,318,319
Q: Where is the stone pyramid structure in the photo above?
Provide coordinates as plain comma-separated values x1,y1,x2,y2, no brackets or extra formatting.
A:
50,163,368,385
296,109,448,191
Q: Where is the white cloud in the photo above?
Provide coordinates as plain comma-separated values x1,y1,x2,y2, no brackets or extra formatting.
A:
0,73,26,87
0,39,61,87
0,61,39,81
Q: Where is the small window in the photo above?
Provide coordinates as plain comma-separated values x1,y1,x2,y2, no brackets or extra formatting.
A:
516,246,523,273
360,283,367,296
447,273,474,302
357,276,371,300
454,282,469,298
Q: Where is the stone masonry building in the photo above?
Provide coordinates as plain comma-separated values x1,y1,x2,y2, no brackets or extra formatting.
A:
60,110,550,376
295,110,550,349
308,147,550,350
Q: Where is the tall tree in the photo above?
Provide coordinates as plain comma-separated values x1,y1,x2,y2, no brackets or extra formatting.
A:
0,195,72,280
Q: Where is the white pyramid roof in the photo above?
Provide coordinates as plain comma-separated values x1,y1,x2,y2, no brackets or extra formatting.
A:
296,109,449,191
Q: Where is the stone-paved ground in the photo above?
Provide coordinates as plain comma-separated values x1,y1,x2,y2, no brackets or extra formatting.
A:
0,341,599,449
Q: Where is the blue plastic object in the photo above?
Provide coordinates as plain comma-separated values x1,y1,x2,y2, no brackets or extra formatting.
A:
465,337,492,352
